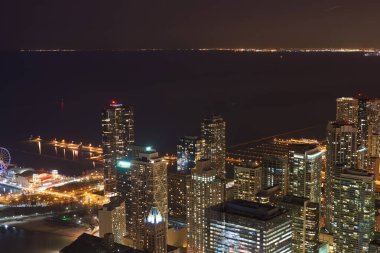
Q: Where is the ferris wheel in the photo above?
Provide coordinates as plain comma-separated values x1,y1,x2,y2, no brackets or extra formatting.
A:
0,147,11,173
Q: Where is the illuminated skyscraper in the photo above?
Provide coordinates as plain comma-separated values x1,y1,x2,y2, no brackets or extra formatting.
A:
177,136,205,172
187,159,224,253
325,121,357,232
234,162,262,201
228,141,289,196
333,168,375,252
288,144,322,204
356,93,369,147
201,115,226,179
116,148,167,250
279,195,319,253
145,207,167,253
368,99,380,170
98,198,126,244
205,200,292,253
102,101,134,196
167,170,191,221
336,97,359,124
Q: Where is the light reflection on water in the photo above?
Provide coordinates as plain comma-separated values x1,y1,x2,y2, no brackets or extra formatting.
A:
0,225,73,253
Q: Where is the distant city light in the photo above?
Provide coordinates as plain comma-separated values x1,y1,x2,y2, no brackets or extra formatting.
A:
145,146,152,152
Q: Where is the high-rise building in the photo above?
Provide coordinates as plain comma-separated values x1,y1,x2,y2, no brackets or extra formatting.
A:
167,169,191,221
228,141,289,196
145,207,167,253
336,97,359,124
333,168,375,252
98,198,126,244
234,162,262,201
355,93,369,147
116,149,167,250
279,195,319,253
325,121,357,232
201,115,226,179
205,200,292,253
177,136,205,172
288,144,322,204
102,101,134,196
368,99,380,170
187,159,224,253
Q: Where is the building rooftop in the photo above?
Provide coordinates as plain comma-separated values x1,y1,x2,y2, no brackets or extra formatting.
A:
281,195,311,206
102,197,124,211
210,199,287,221
60,233,144,253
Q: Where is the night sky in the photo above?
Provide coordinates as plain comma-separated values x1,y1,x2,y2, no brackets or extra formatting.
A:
1,0,380,50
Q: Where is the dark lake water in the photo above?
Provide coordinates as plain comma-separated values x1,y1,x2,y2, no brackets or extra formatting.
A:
0,225,72,253
1,50,380,167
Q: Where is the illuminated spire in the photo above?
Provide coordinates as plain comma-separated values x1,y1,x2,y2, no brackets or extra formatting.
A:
146,207,163,224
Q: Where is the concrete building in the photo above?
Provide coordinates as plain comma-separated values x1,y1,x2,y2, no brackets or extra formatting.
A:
116,149,167,250
333,168,375,253
205,200,292,253
325,121,357,232
145,207,167,253
279,195,320,253
234,162,262,201
98,198,126,244
187,159,224,253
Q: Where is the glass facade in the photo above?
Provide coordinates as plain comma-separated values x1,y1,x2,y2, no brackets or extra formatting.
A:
101,102,134,196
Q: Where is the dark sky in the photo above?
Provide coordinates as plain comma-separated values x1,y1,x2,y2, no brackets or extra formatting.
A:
1,0,380,50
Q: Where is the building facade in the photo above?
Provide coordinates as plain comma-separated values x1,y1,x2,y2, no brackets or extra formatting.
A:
333,168,375,253
336,97,358,124
145,207,167,253
205,200,292,253
102,101,134,196
177,136,205,172
288,144,322,204
325,121,357,232
201,115,226,179
98,198,126,244
187,159,224,253
234,162,262,201
116,149,167,250
279,195,320,253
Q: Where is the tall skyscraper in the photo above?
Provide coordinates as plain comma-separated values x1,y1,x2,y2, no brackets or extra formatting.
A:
98,198,126,244
145,207,167,253
288,144,322,204
177,136,205,172
336,97,359,124
234,162,262,201
116,148,167,250
102,101,134,196
205,200,292,253
368,99,380,170
325,121,357,232
333,168,375,252
201,115,226,179
167,170,191,222
279,195,320,253
187,159,224,253
355,93,369,147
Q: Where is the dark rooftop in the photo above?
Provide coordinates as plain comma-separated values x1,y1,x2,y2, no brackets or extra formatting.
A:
60,233,144,253
209,199,287,221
